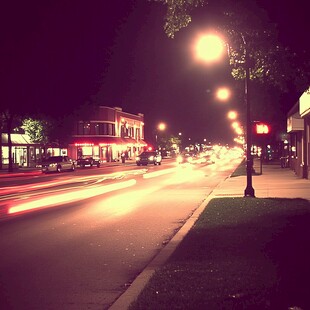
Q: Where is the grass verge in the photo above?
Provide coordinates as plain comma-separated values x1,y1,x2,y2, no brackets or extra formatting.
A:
129,197,310,310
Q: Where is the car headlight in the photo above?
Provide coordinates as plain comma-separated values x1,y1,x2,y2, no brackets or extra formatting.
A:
136,156,140,161
176,155,183,163
149,156,154,160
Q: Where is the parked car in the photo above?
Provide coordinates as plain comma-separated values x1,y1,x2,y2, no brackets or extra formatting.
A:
136,151,162,166
41,156,75,173
77,156,101,168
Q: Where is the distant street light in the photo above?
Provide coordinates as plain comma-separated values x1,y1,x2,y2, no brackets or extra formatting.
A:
227,110,237,120
155,122,166,149
194,31,255,197
158,123,166,131
216,87,230,101
232,121,240,129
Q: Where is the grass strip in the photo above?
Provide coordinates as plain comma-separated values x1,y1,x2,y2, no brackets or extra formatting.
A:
129,197,310,310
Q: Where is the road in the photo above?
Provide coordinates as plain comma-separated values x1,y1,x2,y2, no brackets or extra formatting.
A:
0,156,241,309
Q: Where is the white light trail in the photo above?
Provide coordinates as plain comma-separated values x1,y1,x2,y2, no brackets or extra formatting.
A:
8,179,136,215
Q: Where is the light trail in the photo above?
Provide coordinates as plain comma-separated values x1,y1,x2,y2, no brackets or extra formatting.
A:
143,168,175,179
8,179,136,215
0,169,146,196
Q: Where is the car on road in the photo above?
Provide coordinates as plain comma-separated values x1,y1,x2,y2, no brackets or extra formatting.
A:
177,152,215,165
41,156,75,173
76,156,101,168
136,151,162,166
176,152,197,164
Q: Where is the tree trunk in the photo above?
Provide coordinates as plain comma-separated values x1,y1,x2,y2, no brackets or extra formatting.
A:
7,115,14,172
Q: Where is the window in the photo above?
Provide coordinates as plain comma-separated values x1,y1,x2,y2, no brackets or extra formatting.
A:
128,127,134,138
84,123,91,135
77,123,84,135
95,124,100,135
120,125,126,138
108,123,115,136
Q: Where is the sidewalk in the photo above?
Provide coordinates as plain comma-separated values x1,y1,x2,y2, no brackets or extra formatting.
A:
214,160,310,200
110,160,310,309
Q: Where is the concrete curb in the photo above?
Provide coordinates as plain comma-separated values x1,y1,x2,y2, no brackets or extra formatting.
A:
108,174,230,309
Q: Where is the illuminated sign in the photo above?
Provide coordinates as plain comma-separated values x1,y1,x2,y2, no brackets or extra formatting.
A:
300,87,310,117
255,123,270,134
75,143,94,146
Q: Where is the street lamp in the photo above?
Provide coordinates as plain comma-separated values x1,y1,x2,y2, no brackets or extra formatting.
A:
155,122,166,150
158,122,166,131
216,87,230,102
227,110,237,120
195,32,255,197
195,34,225,63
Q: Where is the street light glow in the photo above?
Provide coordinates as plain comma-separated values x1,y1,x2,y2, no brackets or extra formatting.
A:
158,122,166,131
217,87,230,101
232,121,240,129
228,110,237,120
195,34,224,63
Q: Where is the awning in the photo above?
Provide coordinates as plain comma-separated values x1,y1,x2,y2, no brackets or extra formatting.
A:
71,136,147,146
122,137,147,146
1,133,35,145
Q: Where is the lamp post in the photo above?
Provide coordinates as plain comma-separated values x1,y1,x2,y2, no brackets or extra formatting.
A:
155,122,166,150
241,34,255,197
195,31,255,197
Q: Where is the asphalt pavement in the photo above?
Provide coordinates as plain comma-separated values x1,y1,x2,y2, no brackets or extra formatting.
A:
110,160,310,309
0,160,135,178
2,159,310,309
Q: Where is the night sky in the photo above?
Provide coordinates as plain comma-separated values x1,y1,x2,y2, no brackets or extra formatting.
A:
1,0,309,144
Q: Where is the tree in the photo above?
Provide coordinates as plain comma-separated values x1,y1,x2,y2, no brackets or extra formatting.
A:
149,0,309,95
150,0,204,39
158,134,181,154
21,118,52,144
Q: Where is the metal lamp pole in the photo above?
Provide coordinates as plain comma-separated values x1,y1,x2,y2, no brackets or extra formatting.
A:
242,34,255,197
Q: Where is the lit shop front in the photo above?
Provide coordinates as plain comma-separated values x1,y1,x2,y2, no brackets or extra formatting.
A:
68,137,147,162
1,133,67,168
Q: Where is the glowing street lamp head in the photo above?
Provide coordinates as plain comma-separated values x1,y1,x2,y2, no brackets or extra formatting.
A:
216,87,230,101
158,123,166,131
232,121,240,129
195,34,225,63
227,111,237,120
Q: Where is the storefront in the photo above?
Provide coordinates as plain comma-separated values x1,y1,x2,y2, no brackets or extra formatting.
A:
1,133,41,167
287,87,310,179
1,133,67,168
68,137,147,162
68,106,148,162
299,87,310,178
